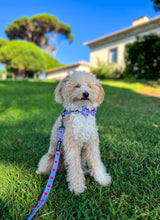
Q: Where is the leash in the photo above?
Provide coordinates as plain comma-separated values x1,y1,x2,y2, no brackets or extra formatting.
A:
27,106,97,220
27,113,65,220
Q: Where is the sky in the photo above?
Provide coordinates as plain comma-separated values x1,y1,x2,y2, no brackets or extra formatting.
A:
0,0,160,70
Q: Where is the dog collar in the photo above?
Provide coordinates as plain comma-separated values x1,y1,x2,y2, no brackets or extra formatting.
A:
62,106,97,118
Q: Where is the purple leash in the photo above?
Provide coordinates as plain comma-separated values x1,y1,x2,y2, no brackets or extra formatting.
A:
27,106,97,219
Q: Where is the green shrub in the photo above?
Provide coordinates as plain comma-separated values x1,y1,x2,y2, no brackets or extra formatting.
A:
0,69,12,78
90,58,122,79
124,35,160,80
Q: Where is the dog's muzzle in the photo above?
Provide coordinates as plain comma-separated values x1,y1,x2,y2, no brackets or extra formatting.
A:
81,92,89,100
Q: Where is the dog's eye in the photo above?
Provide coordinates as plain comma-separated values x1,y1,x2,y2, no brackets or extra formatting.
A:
75,85,81,88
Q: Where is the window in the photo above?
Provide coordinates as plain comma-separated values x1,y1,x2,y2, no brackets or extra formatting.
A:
110,48,117,63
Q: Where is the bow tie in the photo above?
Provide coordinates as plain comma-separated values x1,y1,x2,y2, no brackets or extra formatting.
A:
62,106,97,118
82,106,97,118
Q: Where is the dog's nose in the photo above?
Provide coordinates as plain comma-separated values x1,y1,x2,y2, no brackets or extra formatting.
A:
83,92,89,98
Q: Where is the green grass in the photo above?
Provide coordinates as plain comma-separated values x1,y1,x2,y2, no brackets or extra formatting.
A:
0,79,160,220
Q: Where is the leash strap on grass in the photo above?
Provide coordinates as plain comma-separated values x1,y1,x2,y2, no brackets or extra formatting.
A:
27,125,65,220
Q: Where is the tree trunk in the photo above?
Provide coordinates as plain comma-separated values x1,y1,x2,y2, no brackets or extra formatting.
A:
18,69,26,79
12,73,15,79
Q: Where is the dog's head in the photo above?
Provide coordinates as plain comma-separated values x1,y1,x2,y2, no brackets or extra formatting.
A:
55,71,104,110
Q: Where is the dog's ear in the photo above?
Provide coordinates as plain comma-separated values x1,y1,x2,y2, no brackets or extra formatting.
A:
55,75,69,103
96,80,104,106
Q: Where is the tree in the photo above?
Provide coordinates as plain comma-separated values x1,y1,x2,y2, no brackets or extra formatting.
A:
0,40,46,78
151,0,160,11
0,40,63,78
5,14,73,56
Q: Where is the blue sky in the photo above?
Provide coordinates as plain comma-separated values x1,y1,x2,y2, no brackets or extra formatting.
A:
0,0,160,70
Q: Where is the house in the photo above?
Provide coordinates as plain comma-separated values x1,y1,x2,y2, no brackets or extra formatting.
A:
46,61,90,79
84,16,160,69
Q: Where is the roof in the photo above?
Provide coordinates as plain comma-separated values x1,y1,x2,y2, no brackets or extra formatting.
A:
84,16,160,46
45,61,89,74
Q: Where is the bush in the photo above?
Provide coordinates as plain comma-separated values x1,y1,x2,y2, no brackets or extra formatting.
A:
124,35,160,80
90,58,122,79
0,69,12,78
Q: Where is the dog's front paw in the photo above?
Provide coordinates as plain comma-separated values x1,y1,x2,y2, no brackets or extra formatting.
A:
83,168,91,176
36,168,42,174
69,183,87,195
95,173,111,186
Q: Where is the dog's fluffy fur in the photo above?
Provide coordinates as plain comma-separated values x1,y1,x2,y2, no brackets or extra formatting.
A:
36,71,111,194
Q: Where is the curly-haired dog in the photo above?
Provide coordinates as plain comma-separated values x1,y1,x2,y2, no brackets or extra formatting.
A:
36,71,111,194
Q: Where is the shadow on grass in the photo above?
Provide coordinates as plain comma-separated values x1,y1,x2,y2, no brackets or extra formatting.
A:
0,80,59,113
0,199,10,219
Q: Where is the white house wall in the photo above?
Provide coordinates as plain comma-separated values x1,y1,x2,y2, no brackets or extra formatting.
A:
90,26,160,68
46,65,90,79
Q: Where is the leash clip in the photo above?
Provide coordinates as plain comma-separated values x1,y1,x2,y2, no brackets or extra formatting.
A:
57,126,65,151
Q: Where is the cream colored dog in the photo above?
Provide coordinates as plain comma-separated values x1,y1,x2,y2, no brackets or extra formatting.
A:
36,71,111,194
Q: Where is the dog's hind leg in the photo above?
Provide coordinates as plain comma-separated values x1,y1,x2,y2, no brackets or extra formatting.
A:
36,153,55,175
36,141,56,175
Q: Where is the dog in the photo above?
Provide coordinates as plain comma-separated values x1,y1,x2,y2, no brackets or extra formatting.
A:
36,71,111,194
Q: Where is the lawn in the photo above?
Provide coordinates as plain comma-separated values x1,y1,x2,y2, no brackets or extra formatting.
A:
0,79,160,220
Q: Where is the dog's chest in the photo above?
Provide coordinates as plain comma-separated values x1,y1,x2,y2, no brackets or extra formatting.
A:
71,114,98,142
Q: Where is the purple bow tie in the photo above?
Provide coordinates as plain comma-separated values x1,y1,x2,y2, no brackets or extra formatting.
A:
63,106,97,118
82,106,97,118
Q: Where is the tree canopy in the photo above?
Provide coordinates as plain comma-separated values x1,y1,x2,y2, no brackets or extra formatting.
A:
5,14,73,56
43,52,63,70
0,39,8,47
151,0,160,10
0,40,62,77
0,40,45,77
